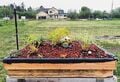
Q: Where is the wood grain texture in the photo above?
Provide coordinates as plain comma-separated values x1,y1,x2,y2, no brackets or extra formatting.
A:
7,70,113,78
4,61,116,78
4,61,116,70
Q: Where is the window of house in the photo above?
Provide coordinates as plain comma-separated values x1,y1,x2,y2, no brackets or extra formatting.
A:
64,15,67,17
50,11,52,13
50,15,52,18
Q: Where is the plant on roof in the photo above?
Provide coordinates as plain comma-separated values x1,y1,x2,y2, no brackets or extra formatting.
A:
48,27,70,44
24,34,38,44
23,34,46,55
79,32,94,49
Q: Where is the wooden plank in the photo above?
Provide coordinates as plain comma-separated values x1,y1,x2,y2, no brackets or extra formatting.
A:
4,61,116,70
7,70,113,78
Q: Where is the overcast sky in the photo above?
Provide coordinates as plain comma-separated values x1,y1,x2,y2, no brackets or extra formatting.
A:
0,0,120,12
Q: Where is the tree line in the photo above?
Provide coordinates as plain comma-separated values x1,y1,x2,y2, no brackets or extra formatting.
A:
0,3,37,19
0,3,120,19
67,6,120,20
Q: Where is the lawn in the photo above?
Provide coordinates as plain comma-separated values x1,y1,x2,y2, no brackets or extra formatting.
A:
0,19,120,82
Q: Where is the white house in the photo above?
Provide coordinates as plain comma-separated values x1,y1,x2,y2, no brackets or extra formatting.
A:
36,6,67,19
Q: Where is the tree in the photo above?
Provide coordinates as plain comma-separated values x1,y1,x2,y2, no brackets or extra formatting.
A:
36,6,45,13
102,11,110,19
9,4,14,9
27,6,32,11
0,4,36,19
79,6,91,19
21,2,25,12
0,6,13,18
15,2,26,12
18,10,36,19
67,10,78,20
93,10,102,19
16,6,22,12
112,7,120,18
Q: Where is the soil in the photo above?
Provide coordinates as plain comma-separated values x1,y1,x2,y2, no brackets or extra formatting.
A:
95,35,120,40
16,41,113,58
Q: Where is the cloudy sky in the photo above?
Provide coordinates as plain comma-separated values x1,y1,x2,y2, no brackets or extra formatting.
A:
0,0,120,12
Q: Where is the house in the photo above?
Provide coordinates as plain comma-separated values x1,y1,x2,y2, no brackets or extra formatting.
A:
36,6,67,19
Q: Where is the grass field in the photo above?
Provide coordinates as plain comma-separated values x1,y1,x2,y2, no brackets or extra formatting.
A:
0,19,120,82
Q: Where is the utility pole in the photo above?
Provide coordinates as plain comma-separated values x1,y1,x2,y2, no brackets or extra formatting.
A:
14,4,19,50
111,0,114,19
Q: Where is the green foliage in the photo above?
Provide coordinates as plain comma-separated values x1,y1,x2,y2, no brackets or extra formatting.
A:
0,6,13,18
102,11,110,19
93,10,103,18
0,62,6,82
67,10,78,20
24,34,39,44
24,34,46,48
112,7,120,18
48,27,70,44
0,22,3,26
0,3,36,19
18,11,36,19
0,4,120,19
79,6,91,19
116,61,120,76
78,32,95,48
96,39,120,47
79,32,94,44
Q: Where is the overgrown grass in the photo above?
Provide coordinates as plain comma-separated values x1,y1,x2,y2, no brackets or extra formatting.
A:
0,19,120,82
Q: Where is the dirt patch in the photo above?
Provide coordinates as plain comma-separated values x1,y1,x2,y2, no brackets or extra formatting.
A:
96,35,120,40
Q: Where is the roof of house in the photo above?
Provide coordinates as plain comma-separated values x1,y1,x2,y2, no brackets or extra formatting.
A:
38,6,65,14
36,11,49,16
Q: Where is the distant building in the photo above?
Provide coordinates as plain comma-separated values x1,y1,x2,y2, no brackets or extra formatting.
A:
36,6,67,19
3,17,10,20
96,18,103,21
21,16,26,20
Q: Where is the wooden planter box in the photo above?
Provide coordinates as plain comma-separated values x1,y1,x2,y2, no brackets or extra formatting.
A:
3,58,117,78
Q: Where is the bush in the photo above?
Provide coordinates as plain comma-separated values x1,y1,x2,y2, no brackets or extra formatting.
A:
24,34,39,44
0,23,2,26
79,6,91,19
67,10,78,20
116,61,120,76
18,11,36,19
0,20,4,26
48,27,70,44
78,32,95,49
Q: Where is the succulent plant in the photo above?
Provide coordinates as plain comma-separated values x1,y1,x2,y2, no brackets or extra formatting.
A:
48,27,70,44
